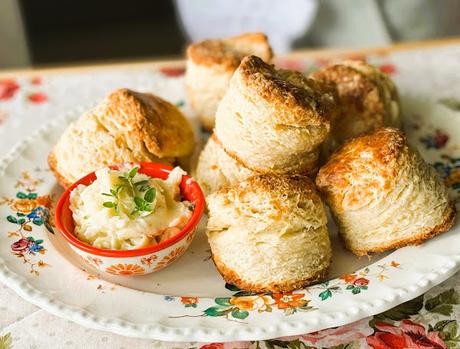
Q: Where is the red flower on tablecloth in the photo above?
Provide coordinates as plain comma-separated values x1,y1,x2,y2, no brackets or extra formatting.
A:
0,79,19,100
31,77,42,85
199,343,249,349
159,66,185,77
367,320,446,349
379,64,397,75
301,318,373,347
28,92,48,103
199,343,224,349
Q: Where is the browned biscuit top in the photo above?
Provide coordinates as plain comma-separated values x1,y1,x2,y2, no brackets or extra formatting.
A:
316,127,406,206
186,32,272,70
310,61,400,142
100,88,195,158
236,56,337,127
215,173,322,212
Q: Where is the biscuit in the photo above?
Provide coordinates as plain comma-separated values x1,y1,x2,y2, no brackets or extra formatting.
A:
49,89,195,187
316,127,456,256
311,60,401,154
186,33,272,130
207,174,332,292
215,55,336,175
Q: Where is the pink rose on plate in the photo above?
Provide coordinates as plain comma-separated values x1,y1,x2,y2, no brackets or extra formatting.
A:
11,238,33,254
367,320,446,349
353,277,370,286
301,318,373,347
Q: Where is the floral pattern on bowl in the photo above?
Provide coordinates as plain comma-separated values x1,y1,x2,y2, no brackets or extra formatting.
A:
67,242,195,276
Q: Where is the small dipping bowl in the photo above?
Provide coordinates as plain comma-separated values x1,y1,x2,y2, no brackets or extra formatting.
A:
55,162,205,276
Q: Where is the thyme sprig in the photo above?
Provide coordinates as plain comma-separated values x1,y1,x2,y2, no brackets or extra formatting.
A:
102,166,156,219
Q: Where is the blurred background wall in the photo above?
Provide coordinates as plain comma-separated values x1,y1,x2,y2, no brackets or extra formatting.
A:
0,0,30,68
1,0,460,69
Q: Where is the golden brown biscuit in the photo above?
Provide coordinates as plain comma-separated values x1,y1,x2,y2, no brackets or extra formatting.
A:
207,174,332,292
215,55,336,175
186,33,272,130
311,60,401,154
316,127,456,256
49,89,195,187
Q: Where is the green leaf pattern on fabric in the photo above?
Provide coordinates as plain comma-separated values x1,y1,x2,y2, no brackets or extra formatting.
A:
0,333,12,349
426,289,460,316
376,295,424,321
439,97,460,111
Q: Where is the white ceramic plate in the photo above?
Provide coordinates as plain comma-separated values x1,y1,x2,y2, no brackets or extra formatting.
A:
0,77,460,343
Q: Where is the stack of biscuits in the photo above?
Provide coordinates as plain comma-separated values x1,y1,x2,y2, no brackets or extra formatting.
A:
196,55,337,196
186,33,456,293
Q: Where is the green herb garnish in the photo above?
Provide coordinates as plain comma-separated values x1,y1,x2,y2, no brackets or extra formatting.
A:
102,166,156,219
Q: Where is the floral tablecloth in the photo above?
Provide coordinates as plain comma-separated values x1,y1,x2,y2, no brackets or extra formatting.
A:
1,42,460,349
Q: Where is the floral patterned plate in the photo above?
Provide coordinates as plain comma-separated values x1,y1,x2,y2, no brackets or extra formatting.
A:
0,58,460,342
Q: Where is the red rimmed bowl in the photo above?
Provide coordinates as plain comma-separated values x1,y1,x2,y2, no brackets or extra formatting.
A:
55,162,205,276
